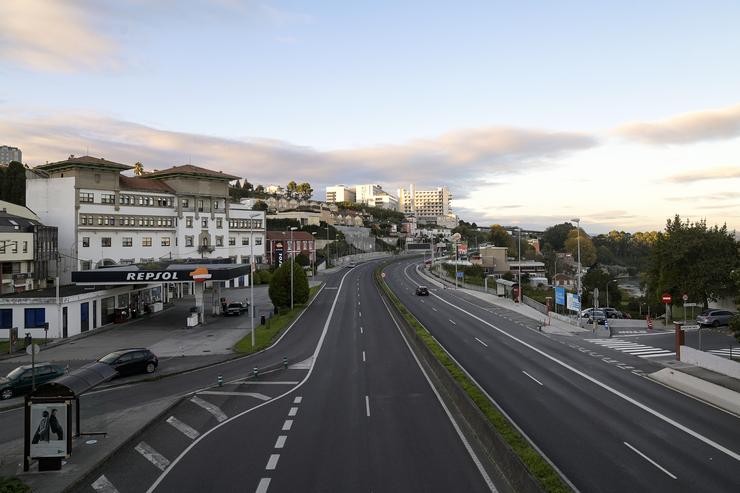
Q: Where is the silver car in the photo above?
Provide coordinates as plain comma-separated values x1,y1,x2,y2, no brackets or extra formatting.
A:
696,309,736,327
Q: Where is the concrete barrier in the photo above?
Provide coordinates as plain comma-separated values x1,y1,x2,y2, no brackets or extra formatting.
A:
680,346,740,379
649,368,740,415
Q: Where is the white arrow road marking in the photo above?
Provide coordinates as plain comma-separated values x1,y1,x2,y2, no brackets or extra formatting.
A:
166,416,200,440
135,442,170,471
199,391,270,401
190,396,227,422
91,475,119,493
624,442,677,479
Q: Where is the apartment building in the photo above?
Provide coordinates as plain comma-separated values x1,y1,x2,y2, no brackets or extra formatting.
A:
325,185,356,204
397,184,456,228
26,156,265,283
0,145,22,165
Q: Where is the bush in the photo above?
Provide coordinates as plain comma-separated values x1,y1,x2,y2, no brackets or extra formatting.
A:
730,314,740,344
0,476,31,493
268,261,309,309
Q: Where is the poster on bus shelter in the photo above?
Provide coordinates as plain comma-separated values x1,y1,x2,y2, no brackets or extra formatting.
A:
29,403,68,457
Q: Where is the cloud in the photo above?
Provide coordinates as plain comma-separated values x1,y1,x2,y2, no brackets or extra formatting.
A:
615,104,740,145
0,0,119,72
666,166,740,183
0,110,596,198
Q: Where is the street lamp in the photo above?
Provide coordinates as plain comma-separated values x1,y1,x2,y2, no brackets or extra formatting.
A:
518,226,522,303
571,218,581,300
290,226,297,310
311,231,317,275
248,212,261,349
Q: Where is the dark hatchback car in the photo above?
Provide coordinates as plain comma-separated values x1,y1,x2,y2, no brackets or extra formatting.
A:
98,348,158,377
1,363,66,400
415,285,430,296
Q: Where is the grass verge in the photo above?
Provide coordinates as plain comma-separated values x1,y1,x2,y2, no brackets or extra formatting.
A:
376,267,570,493
0,338,49,357
233,285,321,354
0,476,31,492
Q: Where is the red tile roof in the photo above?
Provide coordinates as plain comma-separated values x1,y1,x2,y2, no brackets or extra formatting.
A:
119,175,175,193
267,231,317,241
36,155,133,171
144,165,239,181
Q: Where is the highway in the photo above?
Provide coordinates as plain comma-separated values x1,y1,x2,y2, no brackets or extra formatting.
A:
385,257,740,492
71,262,493,493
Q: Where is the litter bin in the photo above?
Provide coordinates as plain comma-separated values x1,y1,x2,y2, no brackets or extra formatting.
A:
260,315,266,325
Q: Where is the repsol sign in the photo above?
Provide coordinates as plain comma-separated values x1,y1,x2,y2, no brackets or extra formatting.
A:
125,271,180,281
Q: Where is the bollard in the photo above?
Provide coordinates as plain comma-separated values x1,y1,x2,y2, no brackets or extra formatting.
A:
217,374,223,387
253,366,259,379
283,356,288,369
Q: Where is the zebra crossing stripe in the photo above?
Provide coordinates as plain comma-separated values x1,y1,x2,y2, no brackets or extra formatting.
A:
166,416,200,439
91,475,119,493
585,339,674,358
135,442,170,471
190,396,228,422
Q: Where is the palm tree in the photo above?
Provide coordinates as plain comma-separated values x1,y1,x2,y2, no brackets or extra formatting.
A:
133,162,144,176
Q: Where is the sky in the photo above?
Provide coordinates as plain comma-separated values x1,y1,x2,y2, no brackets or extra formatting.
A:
1,0,739,235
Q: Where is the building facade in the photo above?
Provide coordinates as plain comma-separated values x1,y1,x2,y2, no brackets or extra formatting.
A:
265,231,316,266
325,185,356,204
0,145,22,165
26,156,265,283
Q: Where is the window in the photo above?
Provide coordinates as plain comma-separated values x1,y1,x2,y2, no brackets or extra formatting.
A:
80,216,87,225
161,237,171,246
101,194,115,204
201,217,208,228
185,236,194,247
216,236,223,247
198,200,204,212
24,308,45,328
229,237,236,246
102,237,112,247
216,218,223,228
122,237,133,247
82,237,90,247
182,199,190,208
0,309,12,329
242,237,249,246
142,237,152,247
255,236,262,246
97,217,104,226
22,241,28,253
186,217,193,228
79,192,94,203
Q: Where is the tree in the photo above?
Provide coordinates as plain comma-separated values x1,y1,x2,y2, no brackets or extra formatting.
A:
488,224,511,248
2,161,26,205
252,200,268,211
564,228,597,267
296,182,313,200
542,222,575,251
645,215,739,308
295,253,310,267
255,185,265,194
286,181,298,198
133,162,144,176
268,260,309,309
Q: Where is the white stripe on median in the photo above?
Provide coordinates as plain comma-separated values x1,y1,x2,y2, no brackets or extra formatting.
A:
91,475,119,493
166,416,200,439
135,442,170,471
190,396,228,422
199,391,271,401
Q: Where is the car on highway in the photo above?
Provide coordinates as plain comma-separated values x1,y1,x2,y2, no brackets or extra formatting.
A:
346,262,357,268
415,285,430,296
225,302,248,316
98,348,159,377
697,309,736,327
1,363,66,400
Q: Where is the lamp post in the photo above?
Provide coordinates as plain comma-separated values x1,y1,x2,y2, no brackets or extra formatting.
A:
572,218,581,300
325,224,331,268
311,231,317,275
518,226,522,303
248,212,261,349
290,226,297,310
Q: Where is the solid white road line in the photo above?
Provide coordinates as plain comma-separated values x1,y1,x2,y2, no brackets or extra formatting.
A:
293,396,302,404
91,475,119,493
474,337,488,348
199,391,271,401
624,442,677,479
282,419,293,431
275,435,287,449
135,442,170,472
365,395,370,417
256,478,271,493
240,381,301,385
288,407,298,417
166,416,200,440
522,371,543,386
189,396,228,422
266,454,280,470
362,350,366,362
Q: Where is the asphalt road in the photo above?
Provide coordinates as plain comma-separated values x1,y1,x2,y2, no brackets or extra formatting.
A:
73,261,493,493
386,258,740,493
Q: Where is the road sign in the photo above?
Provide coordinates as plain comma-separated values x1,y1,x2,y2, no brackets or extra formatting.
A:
682,293,688,302
26,344,40,356
456,271,464,278
661,293,672,304
381,272,386,278
685,302,701,307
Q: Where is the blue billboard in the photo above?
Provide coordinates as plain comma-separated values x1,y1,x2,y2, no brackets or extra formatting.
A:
555,286,566,306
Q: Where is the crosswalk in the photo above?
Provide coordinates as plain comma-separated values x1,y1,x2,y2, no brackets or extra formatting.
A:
585,338,675,359
709,348,739,360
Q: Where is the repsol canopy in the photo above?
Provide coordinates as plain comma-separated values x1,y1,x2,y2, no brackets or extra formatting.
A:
72,263,250,285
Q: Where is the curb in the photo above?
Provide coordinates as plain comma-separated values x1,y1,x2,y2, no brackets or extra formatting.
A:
648,368,740,416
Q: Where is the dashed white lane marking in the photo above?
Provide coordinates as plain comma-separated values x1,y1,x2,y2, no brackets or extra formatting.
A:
365,395,370,417
135,441,170,471
256,478,271,493
360,326,364,334
474,337,488,347
190,396,228,422
166,416,200,440
362,350,366,362
275,435,287,449
522,371,543,386
624,442,677,479
449,319,457,325
288,407,298,417
432,307,438,312
199,391,271,401
282,419,293,431
420,299,425,303
293,396,302,404
359,311,362,317
266,454,280,470
91,475,119,493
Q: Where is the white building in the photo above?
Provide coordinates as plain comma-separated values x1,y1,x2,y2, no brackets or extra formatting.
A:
353,184,398,210
26,156,265,283
397,184,456,226
325,185,356,204
0,145,22,165
265,184,285,195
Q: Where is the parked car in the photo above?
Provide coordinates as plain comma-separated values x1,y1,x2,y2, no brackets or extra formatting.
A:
347,262,357,268
697,309,737,328
586,310,608,325
98,348,158,377
225,302,248,316
602,307,623,319
415,285,430,296
0,363,66,400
